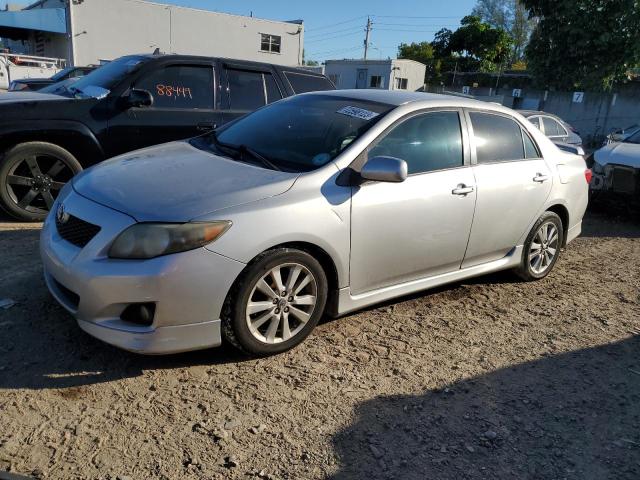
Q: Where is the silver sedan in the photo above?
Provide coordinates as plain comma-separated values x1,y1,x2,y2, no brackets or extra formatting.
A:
40,90,590,356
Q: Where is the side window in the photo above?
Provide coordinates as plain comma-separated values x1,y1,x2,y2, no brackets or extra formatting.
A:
523,130,540,158
542,117,562,136
135,65,214,109
470,112,525,163
264,73,282,104
369,111,463,175
285,72,335,93
528,116,541,130
226,69,270,110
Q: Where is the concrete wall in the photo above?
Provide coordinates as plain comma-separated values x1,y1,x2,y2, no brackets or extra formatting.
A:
69,0,303,66
325,59,425,91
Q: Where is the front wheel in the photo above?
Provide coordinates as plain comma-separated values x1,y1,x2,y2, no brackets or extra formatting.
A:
221,248,328,356
0,142,82,222
515,212,564,281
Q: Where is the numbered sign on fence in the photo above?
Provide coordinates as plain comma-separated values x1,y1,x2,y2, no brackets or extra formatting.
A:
512,89,522,98
573,92,584,103
462,86,470,95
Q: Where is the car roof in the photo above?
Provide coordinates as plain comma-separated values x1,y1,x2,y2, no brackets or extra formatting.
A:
303,89,514,112
518,110,562,119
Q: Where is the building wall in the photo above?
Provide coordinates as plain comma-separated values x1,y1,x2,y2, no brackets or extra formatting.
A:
325,59,425,91
69,0,303,66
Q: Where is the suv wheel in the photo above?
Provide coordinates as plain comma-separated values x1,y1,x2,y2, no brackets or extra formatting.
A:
221,248,328,356
0,142,82,222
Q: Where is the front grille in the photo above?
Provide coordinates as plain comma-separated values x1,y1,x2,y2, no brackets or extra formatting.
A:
56,214,101,248
611,166,637,194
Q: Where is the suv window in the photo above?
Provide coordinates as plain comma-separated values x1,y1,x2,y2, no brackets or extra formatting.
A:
226,69,282,110
369,111,463,175
470,112,525,163
284,72,335,93
135,65,214,109
542,116,566,137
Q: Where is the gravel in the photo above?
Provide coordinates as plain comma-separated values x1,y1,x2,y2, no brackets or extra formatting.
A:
0,210,639,479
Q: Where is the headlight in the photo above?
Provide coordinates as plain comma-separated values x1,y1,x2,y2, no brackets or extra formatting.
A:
109,221,231,259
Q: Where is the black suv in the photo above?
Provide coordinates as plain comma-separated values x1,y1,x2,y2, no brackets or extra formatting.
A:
0,54,334,221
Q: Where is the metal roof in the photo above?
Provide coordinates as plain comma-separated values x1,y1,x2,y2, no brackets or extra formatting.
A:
0,7,67,34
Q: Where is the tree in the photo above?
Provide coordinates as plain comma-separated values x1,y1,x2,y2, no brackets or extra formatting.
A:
472,0,534,61
447,16,512,72
523,0,640,91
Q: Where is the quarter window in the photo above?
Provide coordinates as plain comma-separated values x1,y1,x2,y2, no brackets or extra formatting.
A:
523,130,540,158
260,34,281,54
226,69,281,110
470,112,526,163
135,65,214,109
370,75,383,88
369,111,463,175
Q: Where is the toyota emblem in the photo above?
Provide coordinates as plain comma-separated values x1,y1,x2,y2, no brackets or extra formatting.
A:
56,204,69,224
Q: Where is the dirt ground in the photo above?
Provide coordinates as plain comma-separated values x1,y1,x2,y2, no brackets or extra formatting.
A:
0,207,639,480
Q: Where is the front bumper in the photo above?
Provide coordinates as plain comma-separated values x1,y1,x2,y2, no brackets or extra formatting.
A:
40,188,246,354
591,163,639,197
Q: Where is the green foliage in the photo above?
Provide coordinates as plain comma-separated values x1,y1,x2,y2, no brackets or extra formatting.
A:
472,0,534,60
523,0,640,91
398,16,512,83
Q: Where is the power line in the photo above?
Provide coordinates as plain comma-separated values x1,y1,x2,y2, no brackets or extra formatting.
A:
306,45,362,57
305,31,362,43
305,26,362,40
305,15,368,33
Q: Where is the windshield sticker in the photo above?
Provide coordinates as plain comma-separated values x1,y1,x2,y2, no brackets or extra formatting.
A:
337,106,380,121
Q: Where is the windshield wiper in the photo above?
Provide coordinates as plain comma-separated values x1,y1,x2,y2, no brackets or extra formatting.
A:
210,133,282,171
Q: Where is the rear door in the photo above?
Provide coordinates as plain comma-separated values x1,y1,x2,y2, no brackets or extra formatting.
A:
219,62,284,125
106,61,219,155
462,110,552,268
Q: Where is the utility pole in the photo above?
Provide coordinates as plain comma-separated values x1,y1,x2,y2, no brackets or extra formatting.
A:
363,17,372,60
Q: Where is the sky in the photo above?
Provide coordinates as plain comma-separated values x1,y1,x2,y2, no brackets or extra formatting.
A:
4,0,476,62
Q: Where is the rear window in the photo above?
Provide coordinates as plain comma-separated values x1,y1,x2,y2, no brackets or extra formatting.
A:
284,72,335,94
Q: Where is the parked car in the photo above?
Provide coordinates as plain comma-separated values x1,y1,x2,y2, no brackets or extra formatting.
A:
519,110,583,146
590,129,640,199
604,123,640,145
0,54,335,221
40,90,590,356
8,66,96,92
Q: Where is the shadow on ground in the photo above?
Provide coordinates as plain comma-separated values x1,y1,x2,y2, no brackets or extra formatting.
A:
330,336,640,480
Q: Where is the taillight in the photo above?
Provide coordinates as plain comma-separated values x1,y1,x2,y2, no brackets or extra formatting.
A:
584,169,592,184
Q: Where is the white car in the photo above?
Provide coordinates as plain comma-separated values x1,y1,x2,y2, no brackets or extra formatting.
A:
590,130,640,198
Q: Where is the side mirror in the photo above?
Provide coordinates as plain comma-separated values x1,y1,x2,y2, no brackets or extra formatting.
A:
124,89,153,109
360,156,408,183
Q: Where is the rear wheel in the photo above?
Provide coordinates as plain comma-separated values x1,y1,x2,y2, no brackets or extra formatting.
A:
0,142,82,221
516,211,564,281
221,248,328,356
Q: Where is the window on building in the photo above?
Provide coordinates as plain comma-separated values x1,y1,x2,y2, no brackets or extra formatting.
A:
469,112,527,163
226,68,282,110
284,72,335,93
370,75,383,88
369,111,463,175
260,34,281,54
135,65,214,109
395,77,408,90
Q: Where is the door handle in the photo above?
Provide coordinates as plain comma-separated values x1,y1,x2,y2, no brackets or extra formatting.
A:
452,184,475,196
197,122,217,131
533,173,550,183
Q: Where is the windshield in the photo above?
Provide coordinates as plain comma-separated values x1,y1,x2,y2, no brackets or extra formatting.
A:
210,95,393,172
51,67,74,81
624,130,640,144
70,56,149,97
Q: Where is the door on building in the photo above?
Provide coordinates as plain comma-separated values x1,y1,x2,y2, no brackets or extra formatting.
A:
349,109,476,295
106,61,220,156
356,69,368,89
461,110,553,268
219,63,284,125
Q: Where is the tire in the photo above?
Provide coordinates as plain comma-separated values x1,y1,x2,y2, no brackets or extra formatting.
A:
221,248,328,356
0,142,83,222
515,211,564,281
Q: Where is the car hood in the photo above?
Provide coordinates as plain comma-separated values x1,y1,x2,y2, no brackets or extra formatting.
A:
0,91,67,103
594,142,640,168
72,141,300,222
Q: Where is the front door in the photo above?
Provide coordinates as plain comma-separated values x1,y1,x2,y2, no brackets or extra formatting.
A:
356,69,368,89
106,63,219,157
350,110,476,295
462,110,553,268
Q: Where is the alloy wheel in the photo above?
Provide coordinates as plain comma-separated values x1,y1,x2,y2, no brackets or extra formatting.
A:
529,221,559,274
5,154,72,215
245,263,318,344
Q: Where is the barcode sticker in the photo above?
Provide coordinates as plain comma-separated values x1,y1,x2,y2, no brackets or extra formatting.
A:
337,106,380,121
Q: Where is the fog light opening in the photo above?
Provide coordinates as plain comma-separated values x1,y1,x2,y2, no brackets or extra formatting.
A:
120,303,156,327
